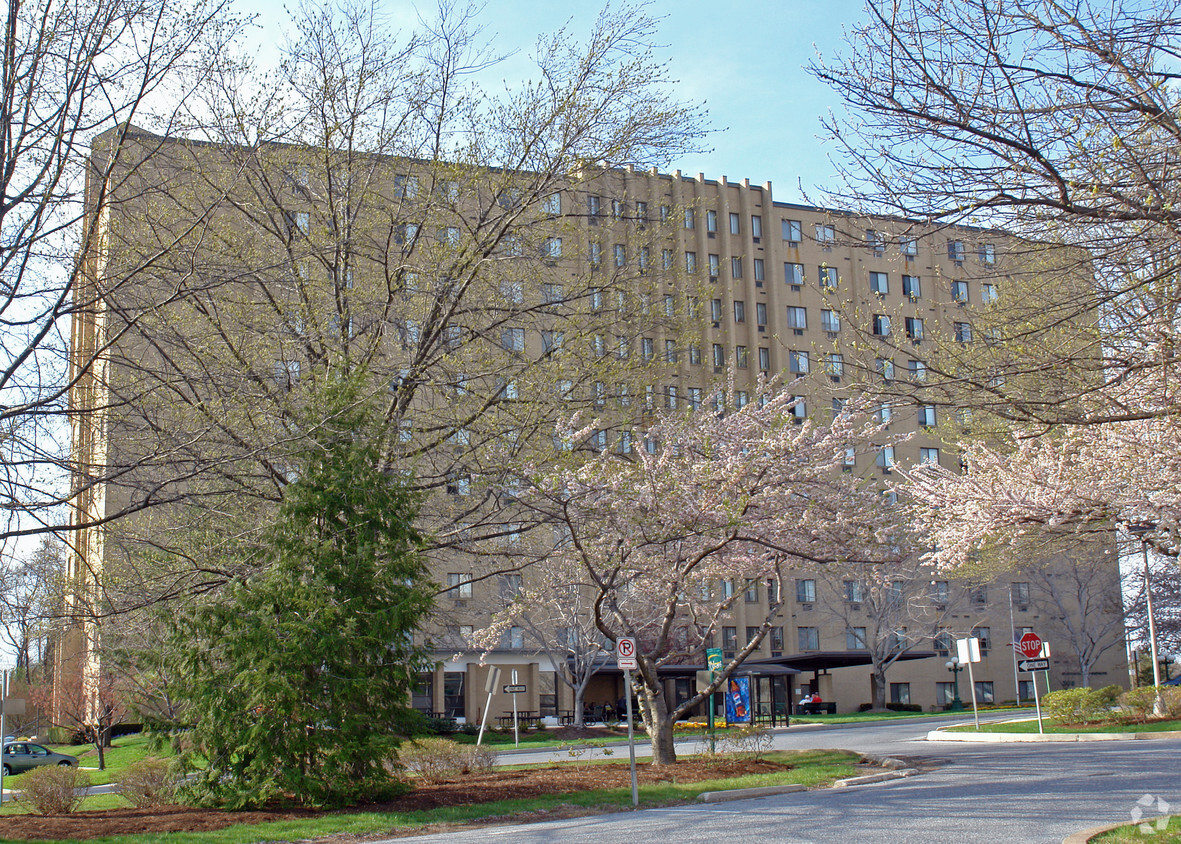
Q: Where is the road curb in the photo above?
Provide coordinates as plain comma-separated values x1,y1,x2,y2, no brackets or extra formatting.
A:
1061,819,1143,843
927,728,1181,743
697,783,807,803
832,769,916,787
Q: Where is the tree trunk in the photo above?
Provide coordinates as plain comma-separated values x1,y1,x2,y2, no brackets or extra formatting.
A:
871,666,888,710
94,730,106,771
573,685,586,728
638,683,677,765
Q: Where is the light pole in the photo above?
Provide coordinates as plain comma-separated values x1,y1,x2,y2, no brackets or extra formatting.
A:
1127,522,1164,716
945,656,964,711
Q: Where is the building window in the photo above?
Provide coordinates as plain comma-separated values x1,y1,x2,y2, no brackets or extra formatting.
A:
948,239,965,263
614,243,626,268
918,405,937,427
706,209,718,233
735,345,748,369
954,322,973,343
664,294,675,317
873,314,891,337
287,210,310,237
843,446,856,468
796,579,816,602
783,219,802,244
787,306,807,330
785,262,805,286
756,302,768,327
447,572,473,598
736,390,750,409
753,258,765,281
890,628,908,650
982,283,998,304
684,208,695,229
758,347,770,371
729,212,740,235
770,626,784,653
867,228,885,255
848,628,868,650
932,581,949,603
974,681,995,704
952,280,969,303
611,198,624,219
1018,680,1036,700
587,195,601,217
876,358,895,381
688,387,702,409
920,447,940,465
1013,581,1031,605
734,300,746,323
711,298,723,322
815,224,835,247
393,174,419,199
665,339,677,363
821,309,840,333
843,580,863,603
685,251,697,274
905,317,925,341
751,215,762,239
826,353,844,377
798,627,820,651
641,337,654,363
722,626,737,652
662,248,673,270
731,257,743,278
819,266,838,289
877,445,895,470
890,683,911,705
902,275,921,299
789,350,810,374
900,237,917,258
973,626,991,655
870,271,889,294
935,631,953,655
979,243,995,265
908,359,927,381
712,343,725,367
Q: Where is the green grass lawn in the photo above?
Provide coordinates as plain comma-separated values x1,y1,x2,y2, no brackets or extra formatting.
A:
1093,814,1181,841
944,718,1181,734
0,749,860,844
44,733,161,786
790,706,1030,725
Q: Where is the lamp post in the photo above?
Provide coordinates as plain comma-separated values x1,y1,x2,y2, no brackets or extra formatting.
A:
1126,522,1164,716
945,656,964,711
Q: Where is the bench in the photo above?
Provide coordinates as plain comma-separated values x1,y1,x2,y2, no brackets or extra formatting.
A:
798,702,837,715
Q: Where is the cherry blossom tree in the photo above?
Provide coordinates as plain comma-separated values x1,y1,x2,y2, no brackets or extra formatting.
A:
515,380,903,764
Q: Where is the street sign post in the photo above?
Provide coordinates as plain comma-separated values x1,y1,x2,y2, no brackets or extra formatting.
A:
477,666,502,746
511,669,521,747
615,638,639,807
705,648,723,753
1015,632,1047,734
956,637,982,730
1018,632,1043,661
1018,659,1050,672
616,637,638,670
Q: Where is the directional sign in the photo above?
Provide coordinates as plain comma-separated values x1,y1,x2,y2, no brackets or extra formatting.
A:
1018,659,1049,673
503,684,527,694
1017,632,1044,660
616,637,638,670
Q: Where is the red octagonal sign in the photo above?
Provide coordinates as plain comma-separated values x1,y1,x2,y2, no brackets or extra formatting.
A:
1018,632,1043,660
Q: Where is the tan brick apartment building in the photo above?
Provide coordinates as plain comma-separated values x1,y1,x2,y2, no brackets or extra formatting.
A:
63,126,1127,724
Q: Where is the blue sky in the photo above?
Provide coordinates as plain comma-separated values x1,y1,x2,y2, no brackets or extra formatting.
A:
242,0,871,204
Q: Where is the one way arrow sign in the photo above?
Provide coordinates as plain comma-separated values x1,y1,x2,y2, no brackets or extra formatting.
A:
1018,658,1049,672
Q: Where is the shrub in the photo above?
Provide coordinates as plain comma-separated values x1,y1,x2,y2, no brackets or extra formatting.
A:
1042,687,1116,724
398,737,498,784
117,757,178,808
1119,686,1181,722
886,703,922,712
18,765,90,815
719,724,774,760
424,716,458,735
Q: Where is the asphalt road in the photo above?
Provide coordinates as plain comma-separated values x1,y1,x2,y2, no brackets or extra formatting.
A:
381,716,1181,843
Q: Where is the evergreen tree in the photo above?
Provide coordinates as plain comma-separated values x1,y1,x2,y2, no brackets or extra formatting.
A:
165,376,433,808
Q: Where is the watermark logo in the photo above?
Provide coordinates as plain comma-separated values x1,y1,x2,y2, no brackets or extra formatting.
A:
1131,793,1171,834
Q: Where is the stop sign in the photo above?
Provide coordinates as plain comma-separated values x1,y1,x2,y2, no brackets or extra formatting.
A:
1018,632,1043,660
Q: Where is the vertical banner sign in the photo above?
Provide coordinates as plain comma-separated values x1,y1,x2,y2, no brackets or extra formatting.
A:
725,676,751,723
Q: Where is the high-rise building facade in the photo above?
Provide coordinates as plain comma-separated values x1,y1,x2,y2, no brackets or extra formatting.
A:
63,127,1127,722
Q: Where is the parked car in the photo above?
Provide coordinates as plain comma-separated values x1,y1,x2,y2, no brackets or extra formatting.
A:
1,743,77,776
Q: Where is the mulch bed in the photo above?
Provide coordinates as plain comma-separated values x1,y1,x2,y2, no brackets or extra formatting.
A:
0,757,804,841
